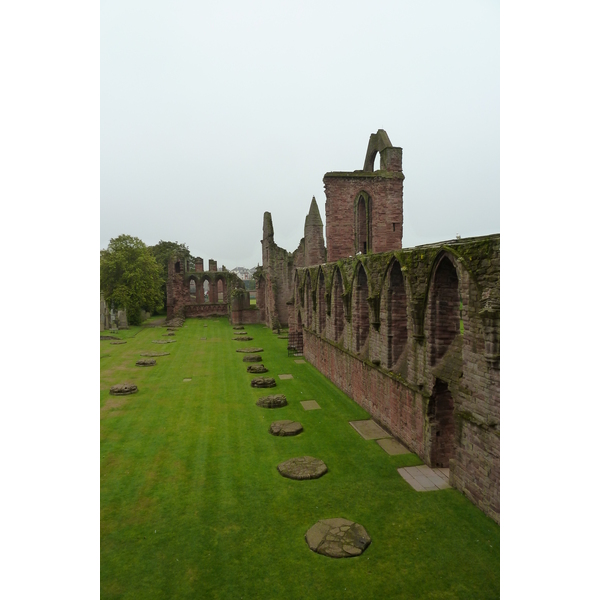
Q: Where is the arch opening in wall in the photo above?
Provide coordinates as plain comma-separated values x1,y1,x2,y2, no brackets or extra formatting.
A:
355,192,372,255
332,268,345,342
318,270,326,334
216,277,226,303
428,379,455,468
175,261,181,274
383,261,408,368
189,278,197,301
352,263,369,353
305,274,313,331
203,279,210,304
428,255,460,366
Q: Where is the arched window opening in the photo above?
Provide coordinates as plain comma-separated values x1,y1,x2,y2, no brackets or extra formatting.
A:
386,262,408,367
332,269,345,342
190,279,197,300
429,256,460,365
203,280,210,304
428,379,456,468
305,277,313,330
175,261,181,274
318,271,326,334
352,264,369,353
355,193,372,255
217,279,224,303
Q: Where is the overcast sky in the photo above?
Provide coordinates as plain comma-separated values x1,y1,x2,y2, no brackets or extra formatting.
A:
101,0,499,268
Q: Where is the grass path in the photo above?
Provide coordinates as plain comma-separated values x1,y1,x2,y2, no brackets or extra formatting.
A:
101,317,499,599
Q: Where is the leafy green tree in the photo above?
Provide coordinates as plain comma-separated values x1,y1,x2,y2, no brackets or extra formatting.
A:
149,240,192,308
100,235,163,325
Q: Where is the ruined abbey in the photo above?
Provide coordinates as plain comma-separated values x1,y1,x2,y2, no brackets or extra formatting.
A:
166,130,500,522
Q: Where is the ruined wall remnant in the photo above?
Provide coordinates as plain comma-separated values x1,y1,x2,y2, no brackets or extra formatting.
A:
292,235,500,523
325,129,404,261
267,129,500,523
167,255,258,323
259,197,326,329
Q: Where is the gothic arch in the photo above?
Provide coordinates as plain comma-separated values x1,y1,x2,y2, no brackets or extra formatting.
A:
352,262,370,353
380,259,408,368
425,252,461,366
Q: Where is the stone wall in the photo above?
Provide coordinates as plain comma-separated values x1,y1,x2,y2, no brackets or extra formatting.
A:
166,255,248,322
259,197,326,329
324,129,404,262
292,235,500,522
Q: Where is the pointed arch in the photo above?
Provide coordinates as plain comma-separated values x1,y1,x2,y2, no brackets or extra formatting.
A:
317,268,326,334
332,267,345,342
352,262,369,353
380,259,408,368
354,192,372,255
426,253,460,366
304,272,313,330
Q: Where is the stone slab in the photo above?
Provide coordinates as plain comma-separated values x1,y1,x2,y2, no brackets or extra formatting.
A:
278,374,293,380
349,420,392,440
397,465,451,491
294,360,306,364
305,518,371,558
301,400,321,411
376,438,411,455
183,378,192,382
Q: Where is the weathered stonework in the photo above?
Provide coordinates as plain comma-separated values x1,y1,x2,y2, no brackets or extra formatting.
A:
260,130,500,523
292,235,500,522
166,256,258,324
257,197,326,330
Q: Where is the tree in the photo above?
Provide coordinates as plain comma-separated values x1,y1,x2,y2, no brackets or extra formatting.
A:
100,235,163,325
149,240,192,309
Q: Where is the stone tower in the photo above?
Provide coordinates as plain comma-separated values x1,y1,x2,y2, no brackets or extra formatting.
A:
324,129,404,262
303,196,327,267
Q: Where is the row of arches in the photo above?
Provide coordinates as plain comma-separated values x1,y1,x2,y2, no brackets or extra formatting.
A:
188,276,226,304
296,252,463,370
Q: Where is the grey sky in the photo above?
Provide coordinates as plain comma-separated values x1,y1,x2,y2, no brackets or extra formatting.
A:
101,0,499,268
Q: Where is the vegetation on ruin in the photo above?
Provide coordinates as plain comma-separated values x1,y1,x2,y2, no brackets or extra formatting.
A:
101,317,499,599
149,240,193,307
100,235,163,325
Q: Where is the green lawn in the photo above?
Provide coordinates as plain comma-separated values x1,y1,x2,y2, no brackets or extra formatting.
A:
101,317,499,599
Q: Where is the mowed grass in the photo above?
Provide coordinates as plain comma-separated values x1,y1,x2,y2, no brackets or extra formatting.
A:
100,317,499,599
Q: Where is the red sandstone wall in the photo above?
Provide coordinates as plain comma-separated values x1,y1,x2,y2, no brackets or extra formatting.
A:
324,175,404,262
294,235,500,523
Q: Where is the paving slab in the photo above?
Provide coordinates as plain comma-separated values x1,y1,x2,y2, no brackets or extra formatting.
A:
278,374,293,380
294,359,306,364
376,438,411,455
183,378,192,382
301,400,321,411
397,465,451,491
349,420,392,440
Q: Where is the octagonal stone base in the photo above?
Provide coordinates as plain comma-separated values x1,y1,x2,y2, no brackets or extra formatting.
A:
109,384,138,396
256,394,288,408
269,420,303,436
277,456,327,480
305,518,371,558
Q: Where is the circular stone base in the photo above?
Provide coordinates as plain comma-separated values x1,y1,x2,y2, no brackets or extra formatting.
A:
140,352,170,357
110,341,127,345
256,394,288,408
236,347,264,353
153,340,176,344
269,420,303,436
163,333,176,336
247,364,268,374
305,518,371,558
233,336,253,341
243,355,262,362
232,326,244,330
109,384,138,396
136,359,156,367
100,335,120,341
277,456,327,480
251,377,276,388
